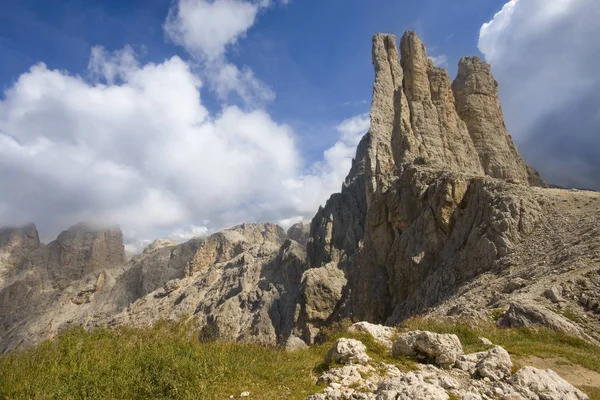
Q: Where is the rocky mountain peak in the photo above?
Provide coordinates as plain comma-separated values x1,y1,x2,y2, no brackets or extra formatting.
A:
0,224,40,267
34,223,126,282
452,55,533,183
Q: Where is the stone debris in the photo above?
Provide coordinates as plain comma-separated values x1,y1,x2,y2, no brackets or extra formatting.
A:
309,331,589,400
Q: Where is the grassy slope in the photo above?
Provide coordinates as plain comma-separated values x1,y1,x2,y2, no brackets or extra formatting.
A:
0,319,599,399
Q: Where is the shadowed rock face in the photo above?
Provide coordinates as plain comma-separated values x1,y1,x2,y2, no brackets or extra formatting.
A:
2,31,600,352
0,224,40,270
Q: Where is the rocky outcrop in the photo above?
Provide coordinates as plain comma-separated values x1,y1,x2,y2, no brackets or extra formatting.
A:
287,222,310,246
0,224,40,268
302,31,553,343
26,223,125,283
107,224,307,347
398,31,483,174
310,330,590,400
0,222,307,351
296,29,597,348
0,224,40,288
452,56,530,183
0,223,127,352
498,302,586,337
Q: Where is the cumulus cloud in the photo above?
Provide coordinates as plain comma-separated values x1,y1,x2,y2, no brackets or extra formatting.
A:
478,0,600,190
0,0,369,250
280,113,370,220
164,0,261,61
0,46,368,248
164,0,277,105
208,62,275,104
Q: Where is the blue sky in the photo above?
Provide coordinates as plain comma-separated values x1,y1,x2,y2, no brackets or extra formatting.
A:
0,0,508,158
1,0,599,250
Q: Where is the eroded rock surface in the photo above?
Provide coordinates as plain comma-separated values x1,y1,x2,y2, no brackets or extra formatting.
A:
309,333,589,400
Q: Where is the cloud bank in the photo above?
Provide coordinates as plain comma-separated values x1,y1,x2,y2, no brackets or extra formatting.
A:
0,0,369,251
479,0,600,190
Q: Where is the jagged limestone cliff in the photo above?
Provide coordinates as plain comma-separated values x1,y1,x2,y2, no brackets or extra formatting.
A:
302,31,598,344
1,31,599,353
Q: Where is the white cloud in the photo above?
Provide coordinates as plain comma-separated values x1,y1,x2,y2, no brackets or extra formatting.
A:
0,46,369,249
164,0,261,61
164,0,277,106
208,62,275,104
0,0,370,250
428,54,448,68
478,0,600,189
280,113,370,219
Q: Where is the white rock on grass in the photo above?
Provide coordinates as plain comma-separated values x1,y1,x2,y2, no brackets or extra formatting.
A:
348,322,397,348
475,346,513,381
478,337,493,346
509,367,589,400
325,338,372,365
392,330,463,368
318,364,377,389
285,335,308,352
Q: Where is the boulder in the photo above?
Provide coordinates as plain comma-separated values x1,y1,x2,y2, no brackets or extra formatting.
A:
325,338,371,365
348,322,397,348
543,286,563,304
498,302,583,337
454,351,488,374
285,336,308,352
508,367,589,400
475,346,513,381
392,331,463,368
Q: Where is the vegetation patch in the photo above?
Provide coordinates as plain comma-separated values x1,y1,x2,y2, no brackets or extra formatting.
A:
0,321,325,400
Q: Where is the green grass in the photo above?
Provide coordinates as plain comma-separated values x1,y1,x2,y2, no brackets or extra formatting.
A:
0,319,413,400
0,321,325,400
402,317,600,373
1,317,599,399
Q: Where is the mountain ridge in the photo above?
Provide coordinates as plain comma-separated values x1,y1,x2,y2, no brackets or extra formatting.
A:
1,31,599,354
